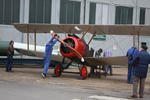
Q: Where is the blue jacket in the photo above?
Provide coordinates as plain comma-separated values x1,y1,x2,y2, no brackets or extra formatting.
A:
132,50,150,78
126,47,138,65
44,37,58,57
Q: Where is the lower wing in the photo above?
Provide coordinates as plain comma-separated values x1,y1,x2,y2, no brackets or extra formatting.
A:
14,42,71,63
85,56,128,67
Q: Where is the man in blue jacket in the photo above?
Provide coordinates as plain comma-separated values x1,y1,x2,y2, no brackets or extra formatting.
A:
131,45,150,98
41,31,59,78
126,46,138,83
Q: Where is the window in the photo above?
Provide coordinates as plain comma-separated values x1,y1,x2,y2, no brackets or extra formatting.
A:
60,0,81,24
89,2,96,24
115,6,133,24
0,0,20,24
29,0,52,23
139,8,146,24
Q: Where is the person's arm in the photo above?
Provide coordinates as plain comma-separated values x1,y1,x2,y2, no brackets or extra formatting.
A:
126,51,129,57
57,38,68,47
50,30,68,46
131,52,139,66
50,30,59,38
7,46,11,55
149,54,150,64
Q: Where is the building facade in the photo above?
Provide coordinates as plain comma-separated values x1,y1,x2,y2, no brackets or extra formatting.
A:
0,0,150,56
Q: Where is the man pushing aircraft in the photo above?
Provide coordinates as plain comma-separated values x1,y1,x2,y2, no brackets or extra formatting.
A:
41,30,67,78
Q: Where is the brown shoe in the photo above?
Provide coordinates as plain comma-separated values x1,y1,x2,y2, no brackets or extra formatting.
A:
131,95,138,98
139,96,143,98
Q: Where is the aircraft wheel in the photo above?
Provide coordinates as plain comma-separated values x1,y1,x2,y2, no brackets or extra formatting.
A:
80,66,88,79
54,65,62,77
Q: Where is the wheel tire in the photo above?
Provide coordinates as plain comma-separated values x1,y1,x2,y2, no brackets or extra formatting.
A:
80,66,88,79
54,65,62,77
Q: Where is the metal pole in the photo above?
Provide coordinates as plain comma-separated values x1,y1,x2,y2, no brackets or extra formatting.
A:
83,0,86,24
27,25,29,50
34,32,36,51
138,32,140,50
133,35,135,46
135,0,138,24
27,33,29,50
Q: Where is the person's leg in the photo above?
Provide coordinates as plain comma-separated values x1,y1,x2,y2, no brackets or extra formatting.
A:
43,49,53,75
43,57,51,74
105,65,112,75
6,56,10,72
8,56,13,71
139,78,146,98
128,65,132,83
90,67,95,77
131,67,135,83
105,65,108,74
109,65,112,75
103,65,107,74
132,76,139,97
7,56,12,71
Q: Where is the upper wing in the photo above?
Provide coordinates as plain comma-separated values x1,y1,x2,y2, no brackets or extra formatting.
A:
14,24,150,36
85,56,128,66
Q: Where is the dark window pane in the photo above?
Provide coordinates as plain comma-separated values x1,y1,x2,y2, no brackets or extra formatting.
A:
67,1,74,24
29,0,51,23
89,3,96,24
12,0,20,23
140,8,145,24
60,0,67,24
0,0,4,24
73,2,80,24
127,7,133,24
44,0,51,23
4,0,11,24
115,6,121,24
122,7,127,24
36,0,44,23
115,6,133,24
60,0,80,24
29,0,36,23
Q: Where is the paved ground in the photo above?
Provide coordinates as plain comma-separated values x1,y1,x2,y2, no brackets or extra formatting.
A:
0,66,150,100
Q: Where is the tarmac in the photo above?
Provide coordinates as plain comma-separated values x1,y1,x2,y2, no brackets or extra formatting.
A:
0,66,150,100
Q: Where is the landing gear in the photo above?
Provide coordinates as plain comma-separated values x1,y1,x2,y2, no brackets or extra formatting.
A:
54,65,62,77
80,66,88,79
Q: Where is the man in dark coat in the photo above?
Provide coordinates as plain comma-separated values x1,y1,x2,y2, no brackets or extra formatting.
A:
131,45,150,98
6,40,14,72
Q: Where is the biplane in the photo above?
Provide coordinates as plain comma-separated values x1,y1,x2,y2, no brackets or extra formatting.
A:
13,24,150,79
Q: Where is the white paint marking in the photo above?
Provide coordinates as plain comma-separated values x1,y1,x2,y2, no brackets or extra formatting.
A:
72,99,81,100
88,95,129,100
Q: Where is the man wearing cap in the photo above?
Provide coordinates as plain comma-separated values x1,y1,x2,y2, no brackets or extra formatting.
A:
131,45,150,98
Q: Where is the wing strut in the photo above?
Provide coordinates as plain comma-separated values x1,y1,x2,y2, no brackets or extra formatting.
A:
87,32,96,45
80,27,91,40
